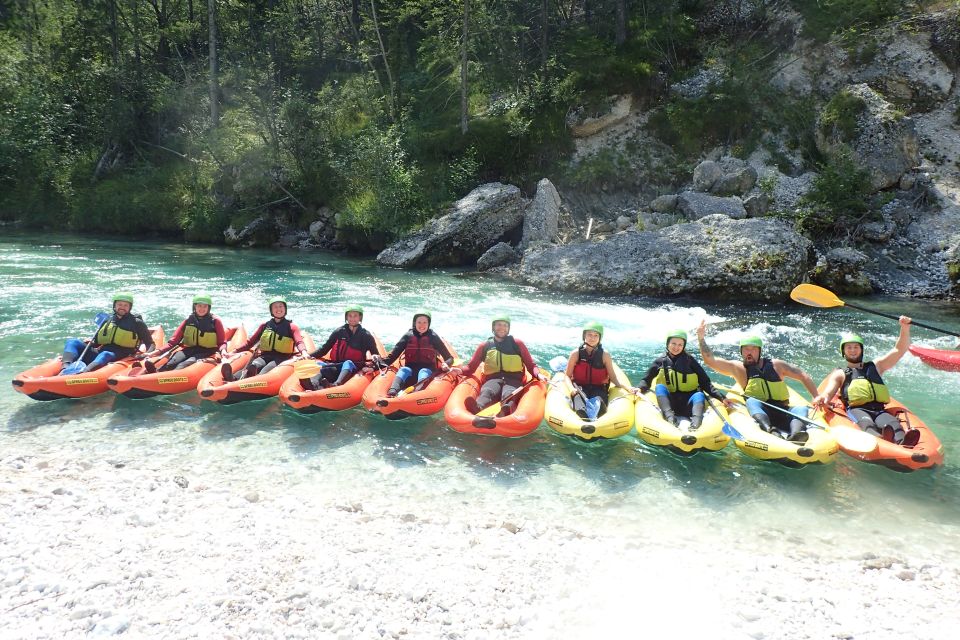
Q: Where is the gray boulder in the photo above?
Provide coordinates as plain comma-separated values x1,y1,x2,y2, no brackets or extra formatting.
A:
853,32,953,112
521,178,560,249
519,215,812,301
712,166,758,196
815,84,920,191
677,191,748,220
477,242,520,271
692,160,723,192
377,183,528,268
810,248,873,296
616,215,634,231
650,194,679,213
743,193,770,218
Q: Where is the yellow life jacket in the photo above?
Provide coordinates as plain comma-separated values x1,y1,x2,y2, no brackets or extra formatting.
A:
96,316,141,349
842,362,890,407
653,353,700,393
258,319,296,354
182,314,219,349
483,336,524,376
743,358,789,402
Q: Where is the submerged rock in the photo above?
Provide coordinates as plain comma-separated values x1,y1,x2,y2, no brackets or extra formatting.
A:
377,183,528,268
519,215,811,301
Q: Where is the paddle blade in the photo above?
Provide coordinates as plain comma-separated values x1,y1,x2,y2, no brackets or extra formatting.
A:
477,402,501,417
94,312,110,326
790,284,844,309
721,421,744,441
549,355,568,373
293,360,322,379
61,363,84,376
831,427,878,454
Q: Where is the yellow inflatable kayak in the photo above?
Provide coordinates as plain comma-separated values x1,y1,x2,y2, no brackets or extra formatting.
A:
724,385,839,467
544,364,635,441
633,391,729,455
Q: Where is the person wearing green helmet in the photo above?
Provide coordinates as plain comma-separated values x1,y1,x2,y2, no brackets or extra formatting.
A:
813,315,915,445
142,294,227,372
636,327,726,429
300,304,380,389
449,314,545,416
60,292,155,374
562,321,636,419
697,320,820,440
222,296,308,381
374,310,456,397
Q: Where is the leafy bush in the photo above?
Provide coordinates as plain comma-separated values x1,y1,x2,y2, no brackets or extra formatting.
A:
791,0,900,42
819,90,866,142
795,149,875,237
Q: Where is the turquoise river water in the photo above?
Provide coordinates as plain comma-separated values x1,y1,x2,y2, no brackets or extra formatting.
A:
2,233,960,573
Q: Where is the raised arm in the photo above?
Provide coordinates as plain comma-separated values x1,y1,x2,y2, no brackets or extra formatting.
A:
696,319,744,382
874,316,911,375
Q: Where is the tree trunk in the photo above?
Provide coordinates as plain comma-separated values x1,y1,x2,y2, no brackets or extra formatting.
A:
460,0,469,134
540,0,548,74
615,0,628,46
369,0,396,121
208,0,219,127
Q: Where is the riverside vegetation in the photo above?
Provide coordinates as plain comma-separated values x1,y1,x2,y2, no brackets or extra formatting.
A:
2,1,959,297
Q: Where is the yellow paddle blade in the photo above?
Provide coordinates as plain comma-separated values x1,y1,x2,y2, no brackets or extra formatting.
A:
830,426,878,454
789,284,845,309
477,402,501,417
293,360,322,378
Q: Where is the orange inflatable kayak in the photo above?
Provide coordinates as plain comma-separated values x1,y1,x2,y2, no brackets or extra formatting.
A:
444,365,546,437
822,397,944,472
197,334,315,405
11,327,165,401
278,333,386,413
106,325,247,399
362,340,461,419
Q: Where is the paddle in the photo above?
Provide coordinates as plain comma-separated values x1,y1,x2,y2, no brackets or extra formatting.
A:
714,383,876,453
477,377,541,417
61,313,111,376
704,395,744,441
790,284,960,338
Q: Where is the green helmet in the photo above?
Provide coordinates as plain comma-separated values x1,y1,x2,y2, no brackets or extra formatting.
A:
268,297,287,314
344,304,364,321
739,336,763,350
666,329,688,348
491,314,511,332
839,333,864,357
192,294,213,307
113,292,134,306
582,321,604,340
412,309,432,327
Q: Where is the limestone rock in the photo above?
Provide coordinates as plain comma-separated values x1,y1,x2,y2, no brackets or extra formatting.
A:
712,166,758,196
519,215,812,301
853,32,953,113
376,183,528,268
650,194,678,213
521,179,560,249
566,95,633,138
677,191,748,220
743,194,770,218
692,160,723,192
477,242,520,271
810,248,873,296
815,84,920,191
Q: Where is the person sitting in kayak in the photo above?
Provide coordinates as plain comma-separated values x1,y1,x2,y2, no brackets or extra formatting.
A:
372,310,455,397
221,297,307,381
813,316,915,445
636,329,727,429
697,320,819,441
563,321,636,419
143,294,226,372
300,304,379,389
450,315,545,417
60,292,155,374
